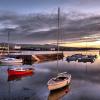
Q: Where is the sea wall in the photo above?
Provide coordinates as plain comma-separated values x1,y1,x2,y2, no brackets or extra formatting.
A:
2,53,63,64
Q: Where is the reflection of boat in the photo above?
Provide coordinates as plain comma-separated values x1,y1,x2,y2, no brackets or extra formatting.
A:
8,67,34,76
47,8,71,91
48,85,70,100
8,72,33,81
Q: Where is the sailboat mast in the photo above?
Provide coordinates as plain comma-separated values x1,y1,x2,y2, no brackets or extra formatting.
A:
57,7,60,74
8,31,10,55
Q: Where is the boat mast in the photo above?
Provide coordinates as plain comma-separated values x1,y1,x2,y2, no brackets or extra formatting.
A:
57,7,60,74
8,30,10,55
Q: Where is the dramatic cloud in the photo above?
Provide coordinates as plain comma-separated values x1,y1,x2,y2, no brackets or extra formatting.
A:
0,11,100,45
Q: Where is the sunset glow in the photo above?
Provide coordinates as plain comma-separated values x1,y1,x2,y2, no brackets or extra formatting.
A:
61,40,100,48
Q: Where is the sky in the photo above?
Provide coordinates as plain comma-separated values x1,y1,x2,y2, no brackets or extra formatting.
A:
0,0,100,47
0,0,100,14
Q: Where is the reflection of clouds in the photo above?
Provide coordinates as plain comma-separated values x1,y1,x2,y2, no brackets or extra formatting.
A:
35,67,50,73
63,83,100,100
66,68,100,84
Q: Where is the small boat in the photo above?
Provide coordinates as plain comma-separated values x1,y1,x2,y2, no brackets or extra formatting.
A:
72,54,84,58
0,57,23,64
47,72,71,91
66,56,77,62
66,54,84,62
0,31,23,65
8,67,33,76
47,8,71,91
87,55,97,59
78,56,95,63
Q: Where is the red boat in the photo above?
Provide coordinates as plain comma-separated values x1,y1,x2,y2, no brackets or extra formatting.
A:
8,67,34,76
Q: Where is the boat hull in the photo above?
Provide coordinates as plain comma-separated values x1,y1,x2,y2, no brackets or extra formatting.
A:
8,70,33,76
48,79,70,91
0,60,22,63
78,58,94,63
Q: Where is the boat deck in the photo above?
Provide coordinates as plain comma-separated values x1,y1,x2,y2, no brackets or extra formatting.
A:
48,76,68,84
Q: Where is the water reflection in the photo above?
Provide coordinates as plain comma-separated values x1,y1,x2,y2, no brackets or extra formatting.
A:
8,72,33,81
0,62,23,66
48,85,70,100
0,51,100,100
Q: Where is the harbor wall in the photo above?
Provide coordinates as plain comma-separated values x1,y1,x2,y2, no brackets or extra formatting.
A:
2,53,63,64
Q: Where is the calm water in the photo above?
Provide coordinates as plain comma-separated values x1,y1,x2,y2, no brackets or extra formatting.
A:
0,50,100,100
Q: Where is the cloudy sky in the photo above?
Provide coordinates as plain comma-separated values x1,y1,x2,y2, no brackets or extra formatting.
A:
0,0,100,47
1,0,100,14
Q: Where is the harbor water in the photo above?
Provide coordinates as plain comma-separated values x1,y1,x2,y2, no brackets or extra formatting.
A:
0,50,100,100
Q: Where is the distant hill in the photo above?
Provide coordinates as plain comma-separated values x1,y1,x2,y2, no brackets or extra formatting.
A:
0,42,100,51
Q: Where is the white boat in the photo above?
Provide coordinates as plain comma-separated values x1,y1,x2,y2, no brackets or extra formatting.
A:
0,30,23,64
0,57,22,64
47,72,71,91
47,8,71,91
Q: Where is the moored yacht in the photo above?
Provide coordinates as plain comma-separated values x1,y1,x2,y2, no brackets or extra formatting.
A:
8,66,33,76
78,55,95,63
47,8,71,91
0,57,23,64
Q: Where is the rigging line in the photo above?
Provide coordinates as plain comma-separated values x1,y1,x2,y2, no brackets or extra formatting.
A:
85,37,88,81
60,11,64,58
86,38,87,56
57,7,60,74
8,30,10,55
